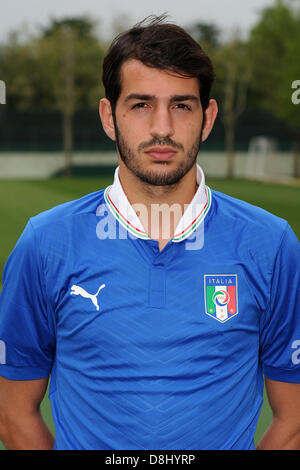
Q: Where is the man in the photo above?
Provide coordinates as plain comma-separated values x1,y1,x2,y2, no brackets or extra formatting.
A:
0,16,300,451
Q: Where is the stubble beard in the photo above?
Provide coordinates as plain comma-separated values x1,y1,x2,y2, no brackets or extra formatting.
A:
113,114,203,187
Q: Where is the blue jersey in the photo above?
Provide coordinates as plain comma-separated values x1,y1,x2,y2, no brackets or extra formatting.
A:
0,165,299,450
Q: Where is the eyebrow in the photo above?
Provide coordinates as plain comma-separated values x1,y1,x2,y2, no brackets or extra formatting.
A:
124,93,200,103
170,95,200,103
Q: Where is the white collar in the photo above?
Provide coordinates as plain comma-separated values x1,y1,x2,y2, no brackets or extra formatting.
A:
104,164,212,242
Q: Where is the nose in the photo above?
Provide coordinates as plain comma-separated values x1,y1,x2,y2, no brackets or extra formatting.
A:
150,105,174,139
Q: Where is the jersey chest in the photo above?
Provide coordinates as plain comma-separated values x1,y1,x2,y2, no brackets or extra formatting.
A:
48,234,262,379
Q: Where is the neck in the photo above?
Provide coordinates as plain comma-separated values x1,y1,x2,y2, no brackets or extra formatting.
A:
118,160,199,246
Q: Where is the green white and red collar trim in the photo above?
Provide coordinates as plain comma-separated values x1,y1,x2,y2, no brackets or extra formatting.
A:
104,164,212,243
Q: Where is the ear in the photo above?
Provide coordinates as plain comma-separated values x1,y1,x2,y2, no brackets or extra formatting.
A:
99,98,116,141
201,99,218,143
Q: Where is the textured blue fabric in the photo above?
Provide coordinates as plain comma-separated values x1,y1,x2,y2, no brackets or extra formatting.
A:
0,187,299,450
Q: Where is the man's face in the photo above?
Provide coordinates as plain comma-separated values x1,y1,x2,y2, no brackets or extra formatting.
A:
105,59,210,186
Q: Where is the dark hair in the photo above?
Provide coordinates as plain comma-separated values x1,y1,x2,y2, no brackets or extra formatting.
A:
102,15,215,113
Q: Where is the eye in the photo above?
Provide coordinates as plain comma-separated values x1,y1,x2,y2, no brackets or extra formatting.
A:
132,102,150,110
174,103,191,111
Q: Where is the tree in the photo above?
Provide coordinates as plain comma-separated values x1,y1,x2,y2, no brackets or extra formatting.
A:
216,34,251,179
188,22,221,50
0,30,41,109
248,0,300,178
188,21,250,179
0,17,106,175
42,17,97,38
36,17,105,176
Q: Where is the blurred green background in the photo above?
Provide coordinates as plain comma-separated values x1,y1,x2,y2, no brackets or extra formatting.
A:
0,0,300,451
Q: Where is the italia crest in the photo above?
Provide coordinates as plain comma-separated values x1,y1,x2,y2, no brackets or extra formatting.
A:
204,274,238,323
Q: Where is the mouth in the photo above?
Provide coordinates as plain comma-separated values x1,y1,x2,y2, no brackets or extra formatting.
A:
144,147,177,161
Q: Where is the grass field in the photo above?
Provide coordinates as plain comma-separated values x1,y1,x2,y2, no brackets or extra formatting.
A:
0,174,299,450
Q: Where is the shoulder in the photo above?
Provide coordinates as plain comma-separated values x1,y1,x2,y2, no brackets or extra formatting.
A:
210,187,289,237
208,188,297,265
29,189,106,231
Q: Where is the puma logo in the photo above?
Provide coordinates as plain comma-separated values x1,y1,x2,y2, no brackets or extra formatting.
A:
70,283,106,311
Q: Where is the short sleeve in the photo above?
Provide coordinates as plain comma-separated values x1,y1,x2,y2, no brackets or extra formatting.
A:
260,224,300,383
0,220,56,380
